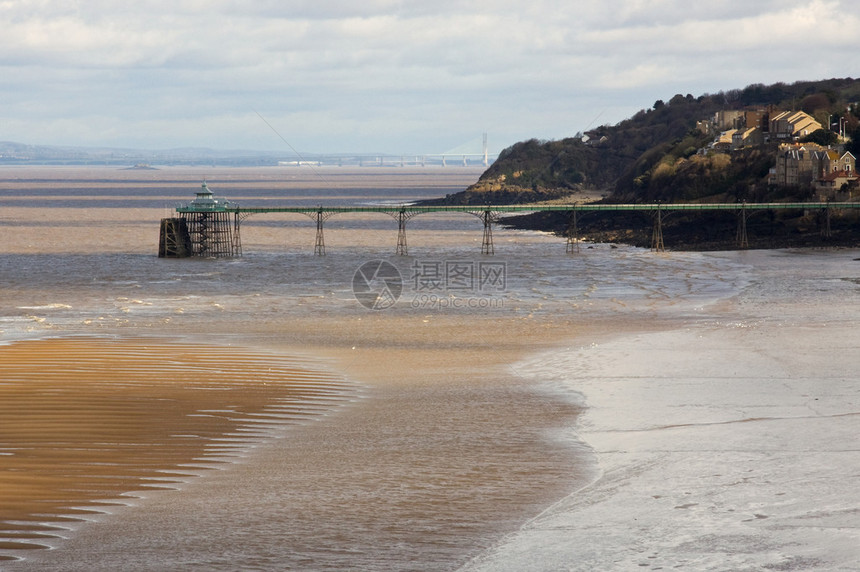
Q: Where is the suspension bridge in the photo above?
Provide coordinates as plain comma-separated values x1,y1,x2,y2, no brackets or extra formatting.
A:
275,134,496,168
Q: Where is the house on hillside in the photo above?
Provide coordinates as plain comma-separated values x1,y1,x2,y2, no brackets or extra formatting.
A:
770,144,823,186
816,169,858,198
696,119,713,135
769,144,856,193
731,127,763,150
714,110,745,130
769,111,823,140
824,150,856,175
581,131,609,146
815,150,858,198
713,129,737,151
744,109,770,132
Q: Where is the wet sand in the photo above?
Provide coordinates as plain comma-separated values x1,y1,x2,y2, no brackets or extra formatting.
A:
462,249,860,571
0,338,356,560
0,315,611,569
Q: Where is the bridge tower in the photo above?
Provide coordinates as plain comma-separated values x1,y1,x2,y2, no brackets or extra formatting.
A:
821,203,832,238
483,133,489,167
186,211,237,257
396,210,409,255
736,202,749,248
314,208,326,256
651,205,665,252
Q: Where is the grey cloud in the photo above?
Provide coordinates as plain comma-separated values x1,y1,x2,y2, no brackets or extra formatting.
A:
1,0,858,152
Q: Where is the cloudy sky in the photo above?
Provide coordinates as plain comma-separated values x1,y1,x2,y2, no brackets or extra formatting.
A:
2,1,858,155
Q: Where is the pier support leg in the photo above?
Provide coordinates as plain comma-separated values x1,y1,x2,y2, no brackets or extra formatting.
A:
821,204,832,238
651,207,665,252
565,209,579,254
736,205,749,249
232,212,243,257
198,212,211,256
158,218,192,258
184,211,236,257
481,210,494,255
396,210,408,256
314,209,326,256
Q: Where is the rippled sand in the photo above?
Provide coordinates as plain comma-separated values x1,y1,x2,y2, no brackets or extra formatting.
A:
0,338,357,560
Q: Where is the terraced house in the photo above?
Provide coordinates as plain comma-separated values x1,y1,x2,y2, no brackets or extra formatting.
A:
710,109,824,151
769,110,823,139
769,143,857,196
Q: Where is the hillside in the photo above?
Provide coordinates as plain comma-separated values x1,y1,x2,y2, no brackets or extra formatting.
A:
425,78,860,249
427,78,860,205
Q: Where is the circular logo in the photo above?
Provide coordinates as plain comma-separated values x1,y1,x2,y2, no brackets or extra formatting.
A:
352,260,403,310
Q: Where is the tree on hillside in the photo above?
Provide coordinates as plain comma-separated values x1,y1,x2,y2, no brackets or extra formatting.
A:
801,93,833,114
845,126,860,157
800,129,839,146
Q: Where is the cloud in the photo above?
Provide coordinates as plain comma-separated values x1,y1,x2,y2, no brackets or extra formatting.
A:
1,1,858,152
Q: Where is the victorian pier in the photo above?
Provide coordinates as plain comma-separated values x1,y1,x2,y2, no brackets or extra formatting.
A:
158,182,860,258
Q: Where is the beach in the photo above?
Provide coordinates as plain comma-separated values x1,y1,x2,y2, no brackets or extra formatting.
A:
463,250,860,570
1,166,858,570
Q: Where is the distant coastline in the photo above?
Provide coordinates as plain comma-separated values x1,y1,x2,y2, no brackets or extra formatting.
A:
0,141,497,169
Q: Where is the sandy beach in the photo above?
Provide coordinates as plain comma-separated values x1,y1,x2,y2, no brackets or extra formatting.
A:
0,317,602,569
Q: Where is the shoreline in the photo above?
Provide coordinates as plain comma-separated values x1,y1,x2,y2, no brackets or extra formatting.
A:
500,208,860,252
460,248,860,571
6,247,857,570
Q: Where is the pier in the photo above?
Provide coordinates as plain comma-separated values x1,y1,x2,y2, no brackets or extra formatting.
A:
159,183,860,257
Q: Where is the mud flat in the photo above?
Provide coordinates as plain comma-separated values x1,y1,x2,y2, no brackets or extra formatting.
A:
462,249,860,571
